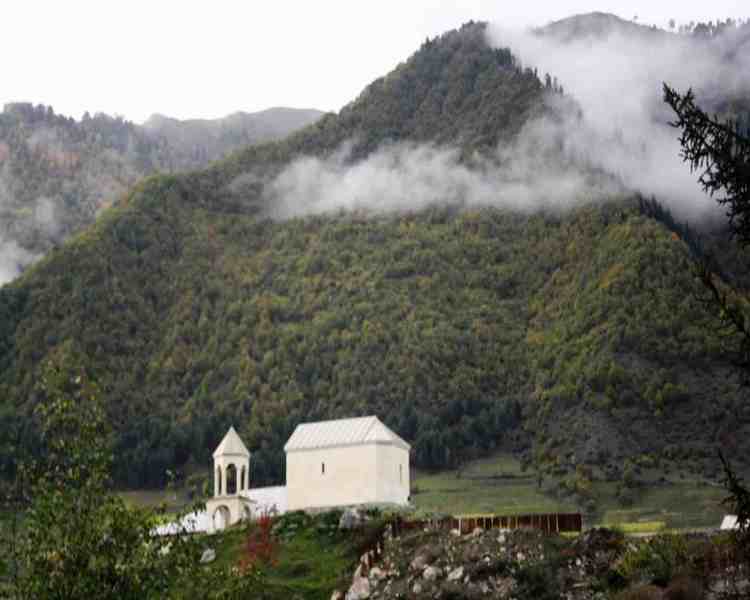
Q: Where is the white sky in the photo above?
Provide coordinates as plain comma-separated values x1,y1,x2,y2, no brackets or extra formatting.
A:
1,1,746,123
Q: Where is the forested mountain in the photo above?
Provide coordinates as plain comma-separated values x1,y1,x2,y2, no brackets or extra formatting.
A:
1,21,748,495
0,103,322,282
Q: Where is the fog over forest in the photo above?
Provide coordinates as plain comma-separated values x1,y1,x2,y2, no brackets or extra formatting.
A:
263,19,749,223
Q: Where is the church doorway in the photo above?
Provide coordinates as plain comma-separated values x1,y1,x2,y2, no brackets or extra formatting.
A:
212,505,231,531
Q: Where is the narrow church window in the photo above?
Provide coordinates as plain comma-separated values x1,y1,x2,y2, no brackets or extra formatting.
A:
322,462,325,475
399,464,403,483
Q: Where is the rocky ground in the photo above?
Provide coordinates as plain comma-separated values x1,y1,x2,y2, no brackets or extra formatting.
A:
333,521,749,600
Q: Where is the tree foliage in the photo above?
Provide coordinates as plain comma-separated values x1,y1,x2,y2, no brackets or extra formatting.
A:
664,85,750,245
6,357,199,599
2,353,266,599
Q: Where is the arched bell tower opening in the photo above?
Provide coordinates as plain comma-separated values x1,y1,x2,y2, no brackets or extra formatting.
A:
226,464,238,495
206,426,253,533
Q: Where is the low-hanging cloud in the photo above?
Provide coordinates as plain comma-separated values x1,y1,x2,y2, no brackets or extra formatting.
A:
487,21,750,221
263,20,749,223
263,133,617,220
0,238,34,284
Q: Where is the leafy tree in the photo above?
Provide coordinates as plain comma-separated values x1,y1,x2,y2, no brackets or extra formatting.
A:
4,356,262,599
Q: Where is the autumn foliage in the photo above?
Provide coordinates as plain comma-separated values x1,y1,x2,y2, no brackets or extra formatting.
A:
241,515,278,570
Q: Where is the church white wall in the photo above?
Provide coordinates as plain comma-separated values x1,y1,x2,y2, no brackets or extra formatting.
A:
375,443,410,505
242,486,288,518
286,444,378,510
286,443,410,510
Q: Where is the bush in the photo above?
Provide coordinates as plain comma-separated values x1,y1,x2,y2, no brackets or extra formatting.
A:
241,515,278,568
514,562,560,600
271,510,312,540
616,535,690,587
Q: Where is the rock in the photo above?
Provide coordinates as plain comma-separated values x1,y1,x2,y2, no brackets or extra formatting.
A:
423,566,442,581
346,576,371,600
369,567,386,581
448,566,464,582
339,508,364,530
497,533,507,544
495,577,516,596
471,527,483,537
450,528,461,536
410,554,429,571
516,551,526,562
199,548,216,564
412,582,423,594
330,592,344,600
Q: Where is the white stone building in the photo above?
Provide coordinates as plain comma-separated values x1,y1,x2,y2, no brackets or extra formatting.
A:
284,416,411,511
160,416,410,535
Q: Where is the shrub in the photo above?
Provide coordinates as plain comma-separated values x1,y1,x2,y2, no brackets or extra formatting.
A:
241,515,278,569
615,535,690,587
271,510,312,539
514,562,560,600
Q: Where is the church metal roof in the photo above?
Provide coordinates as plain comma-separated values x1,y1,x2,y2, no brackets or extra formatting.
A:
212,426,250,458
284,416,411,452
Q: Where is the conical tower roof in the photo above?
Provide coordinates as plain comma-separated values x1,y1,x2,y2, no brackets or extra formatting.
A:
212,426,250,458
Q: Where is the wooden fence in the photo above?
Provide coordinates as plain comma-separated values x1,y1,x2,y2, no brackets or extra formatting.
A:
391,512,582,536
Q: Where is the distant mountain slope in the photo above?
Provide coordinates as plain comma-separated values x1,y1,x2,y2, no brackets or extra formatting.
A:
539,11,669,41
0,103,323,282
142,107,324,169
0,21,748,498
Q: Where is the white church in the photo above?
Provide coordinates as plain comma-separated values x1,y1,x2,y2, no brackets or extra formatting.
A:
158,416,411,534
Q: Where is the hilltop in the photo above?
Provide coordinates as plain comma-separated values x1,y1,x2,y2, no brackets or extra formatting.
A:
0,20,748,506
538,11,669,41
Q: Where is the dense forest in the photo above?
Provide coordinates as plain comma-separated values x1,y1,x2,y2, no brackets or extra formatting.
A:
0,103,322,281
1,21,749,492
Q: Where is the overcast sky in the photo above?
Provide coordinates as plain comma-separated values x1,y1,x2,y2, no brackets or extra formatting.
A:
1,1,746,123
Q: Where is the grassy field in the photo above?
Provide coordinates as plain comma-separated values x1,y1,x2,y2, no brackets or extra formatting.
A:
412,454,576,516
593,481,726,531
120,489,192,511
412,453,728,530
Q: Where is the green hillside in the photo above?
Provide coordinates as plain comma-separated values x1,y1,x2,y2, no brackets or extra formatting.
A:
1,22,747,495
